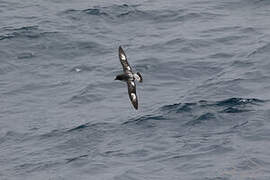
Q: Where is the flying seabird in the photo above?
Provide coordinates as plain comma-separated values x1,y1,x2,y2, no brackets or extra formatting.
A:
115,46,143,110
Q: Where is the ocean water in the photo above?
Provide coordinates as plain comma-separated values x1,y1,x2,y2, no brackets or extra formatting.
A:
1,0,270,179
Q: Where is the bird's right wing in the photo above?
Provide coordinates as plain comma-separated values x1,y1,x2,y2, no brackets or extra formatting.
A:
127,80,138,110
119,46,133,73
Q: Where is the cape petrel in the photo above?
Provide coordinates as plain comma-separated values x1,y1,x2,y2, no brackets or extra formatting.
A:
115,46,143,110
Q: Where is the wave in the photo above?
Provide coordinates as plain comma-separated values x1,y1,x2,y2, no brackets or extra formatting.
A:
67,84,106,105
61,4,146,21
38,122,113,140
0,26,58,41
60,4,224,24
123,98,265,126
66,154,88,163
216,98,264,106
248,43,270,57
123,115,165,125
161,98,264,114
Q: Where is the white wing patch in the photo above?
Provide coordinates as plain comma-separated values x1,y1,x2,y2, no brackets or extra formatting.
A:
131,93,136,100
126,66,131,70
120,54,126,60
130,81,135,87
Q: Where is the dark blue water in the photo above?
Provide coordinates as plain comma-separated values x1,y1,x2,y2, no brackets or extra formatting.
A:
1,0,270,179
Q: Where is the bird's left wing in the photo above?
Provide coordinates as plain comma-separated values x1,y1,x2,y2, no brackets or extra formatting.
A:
127,80,138,110
119,46,133,73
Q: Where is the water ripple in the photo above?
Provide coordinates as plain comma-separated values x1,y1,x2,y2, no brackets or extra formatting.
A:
0,26,58,40
123,98,264,127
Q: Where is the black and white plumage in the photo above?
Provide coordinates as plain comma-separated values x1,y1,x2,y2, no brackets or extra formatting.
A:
115,46,143,110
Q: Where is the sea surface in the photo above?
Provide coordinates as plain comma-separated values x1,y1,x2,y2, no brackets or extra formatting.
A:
1,0,270,179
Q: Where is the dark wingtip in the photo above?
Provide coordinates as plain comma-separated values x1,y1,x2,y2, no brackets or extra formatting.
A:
119,46,123,52
119,46,125,55
133,101,138,110
119,46,126,60
131,99,138,110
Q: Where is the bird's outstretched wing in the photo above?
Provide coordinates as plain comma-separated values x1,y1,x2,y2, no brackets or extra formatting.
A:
127,80,138,110
119,46,133,73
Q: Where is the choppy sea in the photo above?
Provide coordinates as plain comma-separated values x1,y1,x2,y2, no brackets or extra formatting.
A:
1,0,270,179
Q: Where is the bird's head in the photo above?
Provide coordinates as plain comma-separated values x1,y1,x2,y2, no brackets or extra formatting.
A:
114,75,121,81
115,74,128,81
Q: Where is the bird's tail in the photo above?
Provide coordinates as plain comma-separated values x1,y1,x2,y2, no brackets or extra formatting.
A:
136,72,143,83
